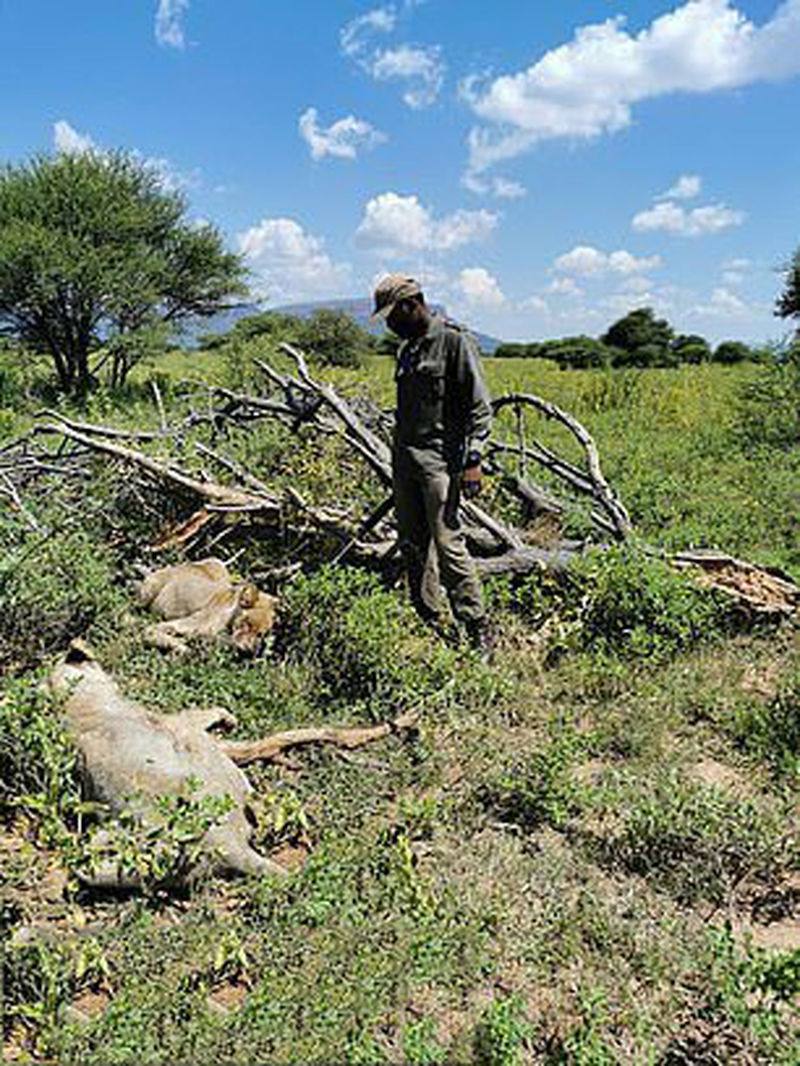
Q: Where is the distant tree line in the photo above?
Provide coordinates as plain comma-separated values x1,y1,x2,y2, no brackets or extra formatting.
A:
494,307,773,369
199,308,379,368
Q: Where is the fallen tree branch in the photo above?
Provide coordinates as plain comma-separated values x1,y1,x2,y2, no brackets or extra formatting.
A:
219,708,420,765
491,393,631,540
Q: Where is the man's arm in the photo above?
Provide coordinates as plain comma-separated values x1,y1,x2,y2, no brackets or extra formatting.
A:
450,330,492,496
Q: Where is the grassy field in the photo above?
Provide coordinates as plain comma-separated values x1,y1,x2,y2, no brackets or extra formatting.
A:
1,343,798,1064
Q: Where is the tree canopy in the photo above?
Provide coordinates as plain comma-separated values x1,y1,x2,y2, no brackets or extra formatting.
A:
601,307,674,366
0,151,247,392
776,248,800,332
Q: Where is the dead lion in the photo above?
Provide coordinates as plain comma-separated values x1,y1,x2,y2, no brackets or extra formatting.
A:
49,641,286,887
138,558,278,655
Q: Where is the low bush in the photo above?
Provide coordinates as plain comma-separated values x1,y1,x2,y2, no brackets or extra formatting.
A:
0,523,126,671
277,566,487,719
729,682,800,781
475,730,585,833
0,674,81,828
571,546,731,661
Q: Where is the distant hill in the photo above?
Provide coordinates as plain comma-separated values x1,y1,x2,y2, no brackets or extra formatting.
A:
182,297,504,354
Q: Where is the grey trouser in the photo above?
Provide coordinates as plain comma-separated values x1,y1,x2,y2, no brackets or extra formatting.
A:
392,445,484,625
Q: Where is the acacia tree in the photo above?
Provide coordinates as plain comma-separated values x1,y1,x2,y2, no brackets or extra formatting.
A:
0,151,248,393
776,248,800,335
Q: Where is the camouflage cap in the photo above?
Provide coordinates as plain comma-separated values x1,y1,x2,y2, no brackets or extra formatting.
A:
371,274,422,321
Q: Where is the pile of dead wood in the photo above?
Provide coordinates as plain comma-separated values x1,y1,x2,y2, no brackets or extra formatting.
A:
1,342,798,617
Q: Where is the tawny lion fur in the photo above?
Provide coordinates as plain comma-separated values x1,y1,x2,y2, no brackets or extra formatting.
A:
138,558,278,655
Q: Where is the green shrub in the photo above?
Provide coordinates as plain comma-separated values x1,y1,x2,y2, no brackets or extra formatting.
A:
473,994,533,1066
0,524,126,671
277,566,469,718
734,341,800,449
476,730,584,832
0,674,82,829
571,546,730,660
729,683,800,780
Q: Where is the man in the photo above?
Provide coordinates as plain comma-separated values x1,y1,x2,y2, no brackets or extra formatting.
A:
372,274,492,654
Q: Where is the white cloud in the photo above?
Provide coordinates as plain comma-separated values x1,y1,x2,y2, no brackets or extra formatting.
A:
54,120,95,155
690,285,748,316
620,275,653,293
52,120,196,191
518,294,551,314
659,174,702,200
340,7,396,57
458,267,506,307
725,256,752,270
238,218,351,304
462,171,527,199
340,8,444,108
548,277,584,297
463,0,800,169
299,107,386,161
553,244,662,276
369,44,444,107
632,199,745,236
155,0,189,49
139,153,199,193
355,192,498,254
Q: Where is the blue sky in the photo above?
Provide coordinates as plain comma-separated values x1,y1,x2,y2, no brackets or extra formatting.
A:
2,0,800,344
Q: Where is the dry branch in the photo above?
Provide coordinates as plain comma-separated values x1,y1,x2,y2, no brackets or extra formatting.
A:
219,708,420,765
491,393,631,539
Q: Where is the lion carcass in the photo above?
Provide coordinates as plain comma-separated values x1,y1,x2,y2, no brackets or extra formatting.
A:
138,558,278,654
49,642,286,888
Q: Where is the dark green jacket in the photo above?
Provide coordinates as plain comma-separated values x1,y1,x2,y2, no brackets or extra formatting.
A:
394,317,492,465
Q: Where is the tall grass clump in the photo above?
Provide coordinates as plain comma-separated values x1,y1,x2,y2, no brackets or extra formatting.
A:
595,770,795,906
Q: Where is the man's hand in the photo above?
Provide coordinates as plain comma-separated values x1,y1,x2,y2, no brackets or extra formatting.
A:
461,461,483,500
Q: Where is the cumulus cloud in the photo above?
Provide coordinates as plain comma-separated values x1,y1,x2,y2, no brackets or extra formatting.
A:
237,218,351,304
690,285,748,316
548,277,584,297
369,44,444,107
462,171,527,199
458,267,506,307
463,0,800,169
52,120,197,192
155,0,190,49
299,107,386,161
355,192,498,254
620,275,653,294
553,245,662,276
340,7,444,107
519,294,551,314
632,200,745,236
54,120,96,155
659,174,702,200
340,7,396,56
